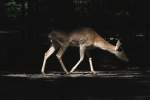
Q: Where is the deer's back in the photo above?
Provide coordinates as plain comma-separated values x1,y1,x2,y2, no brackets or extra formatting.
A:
68,28,99,46
48,27,100,47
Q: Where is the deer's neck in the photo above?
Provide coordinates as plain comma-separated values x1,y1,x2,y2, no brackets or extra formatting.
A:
94,36,116,54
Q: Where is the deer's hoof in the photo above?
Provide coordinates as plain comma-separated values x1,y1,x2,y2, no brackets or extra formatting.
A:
91,71,96,75
70,70,74,73
65,71,70,75
41,72,46,76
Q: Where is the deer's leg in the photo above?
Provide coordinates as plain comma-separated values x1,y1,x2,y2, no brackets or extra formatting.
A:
70,45,86,73
86,51,96,74
56,46,69,74
41,46,55,75
89,57,96,74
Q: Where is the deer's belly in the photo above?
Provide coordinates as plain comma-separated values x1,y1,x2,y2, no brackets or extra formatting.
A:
70,40,92,47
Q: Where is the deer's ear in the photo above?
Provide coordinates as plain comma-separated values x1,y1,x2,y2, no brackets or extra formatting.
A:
115,40,122,51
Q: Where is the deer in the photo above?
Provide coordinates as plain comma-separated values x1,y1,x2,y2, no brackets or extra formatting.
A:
41,27,128,75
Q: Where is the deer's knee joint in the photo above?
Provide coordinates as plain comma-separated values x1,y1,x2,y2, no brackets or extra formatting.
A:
80,56,84,61
44,52,49,58
44,52,47,56
56,54,61,59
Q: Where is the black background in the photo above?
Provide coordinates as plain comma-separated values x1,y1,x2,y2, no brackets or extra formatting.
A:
0,0,150,100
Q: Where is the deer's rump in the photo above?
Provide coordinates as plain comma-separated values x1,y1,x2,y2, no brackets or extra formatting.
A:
48,31,69,46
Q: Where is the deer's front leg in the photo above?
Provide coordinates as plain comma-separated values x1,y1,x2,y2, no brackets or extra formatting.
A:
70,45,86,73
86,51,96,74
56,46,69,74
41,46,55,75
89,57,96,74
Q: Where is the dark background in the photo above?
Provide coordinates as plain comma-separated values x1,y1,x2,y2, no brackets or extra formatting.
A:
0,0,150,73
1,0,150,100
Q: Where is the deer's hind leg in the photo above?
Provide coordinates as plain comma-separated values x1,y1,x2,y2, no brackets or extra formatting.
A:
41,45,55,75
56,44,69,74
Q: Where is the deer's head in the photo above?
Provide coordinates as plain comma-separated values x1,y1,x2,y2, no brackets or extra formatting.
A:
114,40,129,62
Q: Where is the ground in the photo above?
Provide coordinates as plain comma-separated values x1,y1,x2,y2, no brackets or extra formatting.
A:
0,70,150,100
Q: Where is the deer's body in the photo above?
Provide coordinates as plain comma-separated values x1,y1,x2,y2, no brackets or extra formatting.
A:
49,28,96,46
41,27,128,75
